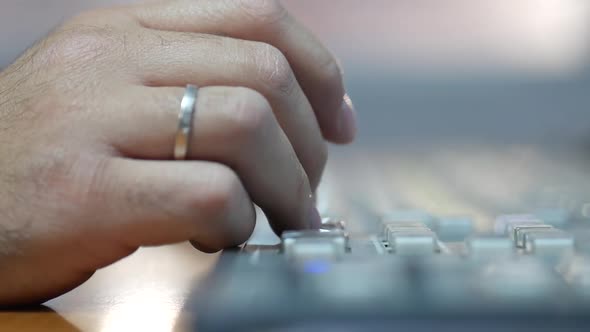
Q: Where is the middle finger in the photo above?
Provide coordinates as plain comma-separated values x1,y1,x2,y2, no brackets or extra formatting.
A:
105,85,318,233
130,30,327,190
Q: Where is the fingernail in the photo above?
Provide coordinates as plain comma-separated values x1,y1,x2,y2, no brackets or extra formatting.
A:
308,206,322,230
337,94,357,142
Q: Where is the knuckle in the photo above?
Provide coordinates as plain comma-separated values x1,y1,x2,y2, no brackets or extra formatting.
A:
40,23,119,67
31,150,113,212
255,44,297,96
224,88,274,144
238,0,288,26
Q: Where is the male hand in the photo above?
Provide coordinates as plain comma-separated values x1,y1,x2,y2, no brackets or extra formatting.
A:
0,0,356,305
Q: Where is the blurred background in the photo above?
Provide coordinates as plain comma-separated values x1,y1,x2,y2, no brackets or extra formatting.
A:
3,0,590,225
3,0,590,147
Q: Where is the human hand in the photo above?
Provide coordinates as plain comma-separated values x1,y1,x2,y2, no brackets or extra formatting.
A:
0,0,356,305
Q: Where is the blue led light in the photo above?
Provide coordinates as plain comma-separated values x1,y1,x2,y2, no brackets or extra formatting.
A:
303,260,331,274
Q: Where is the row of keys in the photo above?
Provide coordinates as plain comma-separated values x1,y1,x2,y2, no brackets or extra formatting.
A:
279,212,581,260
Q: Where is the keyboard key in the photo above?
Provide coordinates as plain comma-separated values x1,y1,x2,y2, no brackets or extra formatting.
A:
465,235,514,259
523,230,574,257
507,223,553,248
389,230,438,255
281,230,348,260
435,217,473,241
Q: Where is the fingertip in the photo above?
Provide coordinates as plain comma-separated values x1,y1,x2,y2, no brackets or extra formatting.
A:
190,240,221,254
337,94,358,142
308,206,322,230
322,93,358,144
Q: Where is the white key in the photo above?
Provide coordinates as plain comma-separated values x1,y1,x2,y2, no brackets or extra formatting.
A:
435,217,473,241
524,230,574,256
282,230,347,260
389,230,437,255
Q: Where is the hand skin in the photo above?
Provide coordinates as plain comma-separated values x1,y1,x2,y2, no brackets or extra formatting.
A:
0,0,356,306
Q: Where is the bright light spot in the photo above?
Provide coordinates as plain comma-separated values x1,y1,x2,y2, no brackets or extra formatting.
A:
100,287,183,332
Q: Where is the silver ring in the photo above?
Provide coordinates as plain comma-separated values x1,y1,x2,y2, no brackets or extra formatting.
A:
174,85,198,160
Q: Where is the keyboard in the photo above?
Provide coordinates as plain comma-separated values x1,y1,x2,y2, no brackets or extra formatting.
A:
187,147,590,332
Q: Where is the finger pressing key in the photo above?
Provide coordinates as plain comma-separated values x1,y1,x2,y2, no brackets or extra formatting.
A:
103,85,317,234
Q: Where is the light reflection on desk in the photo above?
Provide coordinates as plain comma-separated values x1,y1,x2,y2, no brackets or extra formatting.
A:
45,243,219,332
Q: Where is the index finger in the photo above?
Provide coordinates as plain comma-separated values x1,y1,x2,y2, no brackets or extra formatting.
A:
130,0,357,144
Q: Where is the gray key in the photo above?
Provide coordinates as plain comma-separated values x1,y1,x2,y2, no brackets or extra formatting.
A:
435,217,473,241
466,235,514,259
389,230,437,255
508,223,553,247
524,230,574,257
281,230,347,260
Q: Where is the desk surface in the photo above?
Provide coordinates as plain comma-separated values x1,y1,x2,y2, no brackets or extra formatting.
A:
0,243,219,332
